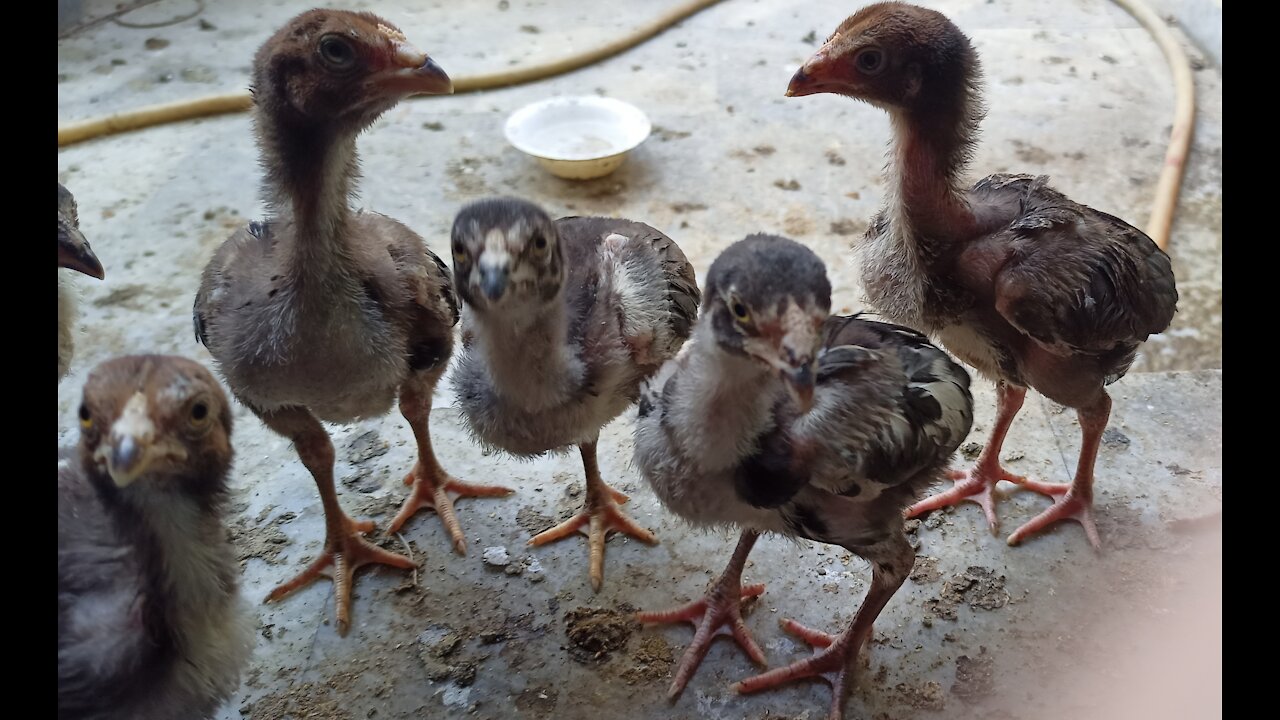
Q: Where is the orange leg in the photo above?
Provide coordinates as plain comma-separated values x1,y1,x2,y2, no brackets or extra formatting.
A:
265,512,414,636
734,534,911,720
259,408,413,636
1007,393,1109,550
387,379,513,552
529,440,657,591
907,382,1027,532
636,530,767,699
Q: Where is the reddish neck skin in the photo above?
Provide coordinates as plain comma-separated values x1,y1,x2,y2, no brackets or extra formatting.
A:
891,106,979,242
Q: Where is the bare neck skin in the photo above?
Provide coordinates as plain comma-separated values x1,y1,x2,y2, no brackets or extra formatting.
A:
884,80,982,245
666,322,780,472
467,300,582,411
255,111,361,290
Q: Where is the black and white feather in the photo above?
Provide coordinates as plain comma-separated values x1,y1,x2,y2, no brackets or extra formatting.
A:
635,234,973,555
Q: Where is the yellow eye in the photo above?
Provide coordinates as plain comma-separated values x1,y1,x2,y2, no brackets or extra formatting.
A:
452,243,468,265
189,401,211,428
78,404,92,429
730,298,751,323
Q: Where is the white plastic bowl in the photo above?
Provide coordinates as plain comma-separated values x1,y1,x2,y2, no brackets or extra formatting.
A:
504,96,652,180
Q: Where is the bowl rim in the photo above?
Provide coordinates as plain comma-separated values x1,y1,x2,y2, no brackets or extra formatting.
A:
503,95,652,162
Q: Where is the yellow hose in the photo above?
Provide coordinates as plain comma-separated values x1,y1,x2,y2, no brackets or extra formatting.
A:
57,0,726,147
57,0,1199,251
1110,0,1198,251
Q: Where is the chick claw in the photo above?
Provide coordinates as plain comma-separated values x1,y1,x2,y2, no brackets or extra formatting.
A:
386,463,513,554
636,583,768,699
1006,478,1100,550
906,465,1025,533
529,484,657,592
734,619,865,720
265,513,414,637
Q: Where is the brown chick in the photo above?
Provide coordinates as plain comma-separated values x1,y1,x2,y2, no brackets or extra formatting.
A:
59,355,253,720
59,183,105,379
787,3,1178,549
193,10,510,635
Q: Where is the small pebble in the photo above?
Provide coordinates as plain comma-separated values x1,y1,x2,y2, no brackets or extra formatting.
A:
482,546,510,567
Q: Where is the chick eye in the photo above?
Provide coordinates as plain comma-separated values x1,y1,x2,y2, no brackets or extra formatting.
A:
533,233,548,251
78,404,92,429
855,47,886,75
730,299,751,323
190,401,210,426
452,242,468,265
318,35,356,69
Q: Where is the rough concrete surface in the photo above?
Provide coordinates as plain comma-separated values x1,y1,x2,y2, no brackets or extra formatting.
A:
58,1,1222,718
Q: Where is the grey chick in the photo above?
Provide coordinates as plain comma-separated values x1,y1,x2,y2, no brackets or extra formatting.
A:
59,355,254,720
192,10,506,636
450,197,701,591
633,234,973,720
59,183,106,379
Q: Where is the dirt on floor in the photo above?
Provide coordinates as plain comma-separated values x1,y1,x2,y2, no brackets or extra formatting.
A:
563,606,641,664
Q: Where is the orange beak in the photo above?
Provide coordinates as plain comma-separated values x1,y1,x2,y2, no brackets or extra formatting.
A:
785,50,846,98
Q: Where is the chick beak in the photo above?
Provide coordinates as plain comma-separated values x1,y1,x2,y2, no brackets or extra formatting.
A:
109,435,144,487
479,264,509,302
377,43,454,97
58,223,105,280
100,393,156,488
783,360,816,414
772,302,821,414
786,48,843,98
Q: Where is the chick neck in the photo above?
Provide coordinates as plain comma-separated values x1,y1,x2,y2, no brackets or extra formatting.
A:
882,55,985,244
94,468,239,648
58,271,77,379
254,103,364,290
666,321,783,473
466,294,583,412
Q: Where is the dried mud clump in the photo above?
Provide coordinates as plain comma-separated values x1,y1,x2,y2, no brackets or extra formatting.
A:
564,606,639,664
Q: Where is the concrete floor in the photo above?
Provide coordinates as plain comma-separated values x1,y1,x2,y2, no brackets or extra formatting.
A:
57,1,1222,718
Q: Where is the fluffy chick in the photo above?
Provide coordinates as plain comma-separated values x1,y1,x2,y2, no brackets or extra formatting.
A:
59,355,253,720
633,234,972,719
450,197,701,591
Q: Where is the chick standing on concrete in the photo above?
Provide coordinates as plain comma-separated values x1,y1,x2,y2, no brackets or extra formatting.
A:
59,183,106,379
786,3,1178,548
450,197,701,591
59,355,254,720
193,10,508,635
634,235,972,719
